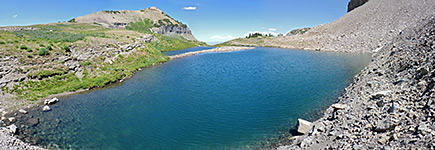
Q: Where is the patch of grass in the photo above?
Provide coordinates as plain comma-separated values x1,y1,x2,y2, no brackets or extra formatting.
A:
126,19,157,34
0,41,5,44
28,69,67,79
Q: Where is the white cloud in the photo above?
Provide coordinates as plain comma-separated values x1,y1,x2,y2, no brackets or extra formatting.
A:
183,6,197,10
268,28,277,31
210,35,235,41
12,14,18,18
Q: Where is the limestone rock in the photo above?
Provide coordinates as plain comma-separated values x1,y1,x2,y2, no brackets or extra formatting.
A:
297,119,313,134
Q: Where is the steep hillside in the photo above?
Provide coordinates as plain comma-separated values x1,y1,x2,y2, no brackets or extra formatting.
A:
223,0,434,53
279,16,434,150
74,7,197,41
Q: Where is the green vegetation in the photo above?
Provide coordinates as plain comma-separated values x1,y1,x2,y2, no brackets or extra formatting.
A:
12,47,167,100
126,19,157,34
68,18,76,23
149,34,198,52
20,45,28,50
38,47,50,56
0,41,5,44
288,27,311,36
0,15,202,101
28,69,66,79
246,32,274,38
103,10,121,14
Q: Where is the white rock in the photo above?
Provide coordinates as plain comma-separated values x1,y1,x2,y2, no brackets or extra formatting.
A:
297,119,313,134
44,97,59,105
19,109,28,114
6,124,17,134
8,117,16,123
332,103,347,110
42,105,51,112
371,90,391,99
372,46,383,53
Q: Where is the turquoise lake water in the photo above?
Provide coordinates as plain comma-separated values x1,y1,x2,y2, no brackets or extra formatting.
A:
12,47,371,149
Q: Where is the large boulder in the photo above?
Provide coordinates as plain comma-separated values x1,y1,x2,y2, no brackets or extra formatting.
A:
297,119,314,134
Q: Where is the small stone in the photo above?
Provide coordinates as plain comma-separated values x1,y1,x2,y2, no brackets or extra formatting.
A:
42,105,51,112
19,109,28,114
375,119,395,132
332,103,346,110
297,119,314,134
44,97,59,105
378,134,389,144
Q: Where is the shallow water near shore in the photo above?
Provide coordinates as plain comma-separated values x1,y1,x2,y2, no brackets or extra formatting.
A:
11,47,371,149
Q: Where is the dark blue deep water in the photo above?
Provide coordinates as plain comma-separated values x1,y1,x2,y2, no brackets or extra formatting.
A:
14,47,371,149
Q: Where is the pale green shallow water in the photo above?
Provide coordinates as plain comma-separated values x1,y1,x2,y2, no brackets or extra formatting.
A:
12,47,371,149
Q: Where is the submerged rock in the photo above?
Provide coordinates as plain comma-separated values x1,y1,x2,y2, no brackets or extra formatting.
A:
27,118,39,127
297,119,313,134
42,106,51,112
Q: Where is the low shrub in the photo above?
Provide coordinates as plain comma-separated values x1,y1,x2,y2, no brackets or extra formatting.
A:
20,45,28,50
38,48,49,56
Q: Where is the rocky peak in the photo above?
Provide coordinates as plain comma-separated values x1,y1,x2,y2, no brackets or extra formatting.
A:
73,7,197,40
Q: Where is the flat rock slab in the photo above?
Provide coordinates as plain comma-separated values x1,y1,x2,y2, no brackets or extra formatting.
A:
297,119,313,134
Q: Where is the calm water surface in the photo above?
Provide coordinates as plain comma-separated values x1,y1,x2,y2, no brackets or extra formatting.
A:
13,47,371,149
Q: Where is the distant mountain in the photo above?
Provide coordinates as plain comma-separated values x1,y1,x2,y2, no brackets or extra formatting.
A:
73,7,197,41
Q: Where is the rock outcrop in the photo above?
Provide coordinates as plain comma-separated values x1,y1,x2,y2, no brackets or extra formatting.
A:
347,0,369,12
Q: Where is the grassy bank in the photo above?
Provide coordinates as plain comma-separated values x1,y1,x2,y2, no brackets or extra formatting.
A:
0,22,201,101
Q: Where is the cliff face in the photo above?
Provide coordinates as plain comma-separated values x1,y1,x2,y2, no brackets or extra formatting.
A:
348,0,369,12
152,26,197,41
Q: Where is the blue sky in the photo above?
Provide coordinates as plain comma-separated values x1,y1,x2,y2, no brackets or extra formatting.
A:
0,0,349,44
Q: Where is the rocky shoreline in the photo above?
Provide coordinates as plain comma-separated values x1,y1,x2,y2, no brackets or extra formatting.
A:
278,17,434,149
168,46,256,59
